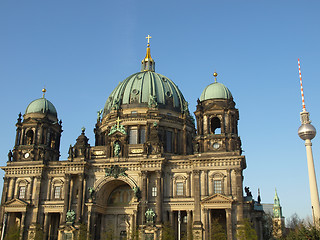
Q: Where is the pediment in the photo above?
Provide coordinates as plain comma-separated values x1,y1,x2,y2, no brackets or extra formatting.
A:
201,194,233,204
3,198,29,207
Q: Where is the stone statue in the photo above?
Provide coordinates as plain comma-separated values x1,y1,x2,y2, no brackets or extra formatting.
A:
148,95,158,108
66,210,76,223
245,186,252,197
145,208,156,224
97,109,103,121
114,142,121,157
88,187,95,200
133,186,140,198
112,98,120,110
7,150,13,162
68,145,74,160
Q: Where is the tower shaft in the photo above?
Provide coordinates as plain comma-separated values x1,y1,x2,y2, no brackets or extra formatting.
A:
305,139,320,223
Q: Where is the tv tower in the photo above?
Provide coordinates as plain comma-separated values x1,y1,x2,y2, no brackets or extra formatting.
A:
297,58,320,224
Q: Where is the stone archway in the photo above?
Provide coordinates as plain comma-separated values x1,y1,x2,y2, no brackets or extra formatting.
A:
93,178,139,240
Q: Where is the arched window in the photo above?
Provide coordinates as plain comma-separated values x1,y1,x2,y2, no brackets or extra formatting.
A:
51,179,64,200
16,179,29,199
211,117,221,134
210,173,225,195
26,130,34,145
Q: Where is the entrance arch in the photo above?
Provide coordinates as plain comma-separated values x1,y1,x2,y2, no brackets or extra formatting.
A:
93,178,139,240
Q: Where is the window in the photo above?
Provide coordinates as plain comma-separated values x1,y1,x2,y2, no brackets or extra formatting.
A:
166,131,173,152
152,187,157,197
139,128,145,144
176,182,184,196
19,186,26,199
211,117,221,134
54,186,61,199
129,129,138,144
214,180,222,194
26,130,34,145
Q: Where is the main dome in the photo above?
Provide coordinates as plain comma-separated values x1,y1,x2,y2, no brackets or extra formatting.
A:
25,97,57,118
103,43,189,116
103,71,188,116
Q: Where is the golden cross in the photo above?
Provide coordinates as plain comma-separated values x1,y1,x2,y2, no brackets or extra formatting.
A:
146,35,152,44
116,117,121,129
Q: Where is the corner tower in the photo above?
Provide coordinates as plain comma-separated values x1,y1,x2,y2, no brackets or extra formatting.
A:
194,72,242,154
11,88,62,162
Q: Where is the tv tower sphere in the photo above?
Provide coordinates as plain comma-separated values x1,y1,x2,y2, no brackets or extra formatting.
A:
298,123,316,140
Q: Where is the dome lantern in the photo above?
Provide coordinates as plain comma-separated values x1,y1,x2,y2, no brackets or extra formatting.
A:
141,35,155,72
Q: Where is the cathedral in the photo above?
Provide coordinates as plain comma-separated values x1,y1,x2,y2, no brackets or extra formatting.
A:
0,38,264,240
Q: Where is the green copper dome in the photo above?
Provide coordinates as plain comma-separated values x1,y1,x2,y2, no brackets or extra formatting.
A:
103,71,188,116
25,97,58,118
200,82,232,101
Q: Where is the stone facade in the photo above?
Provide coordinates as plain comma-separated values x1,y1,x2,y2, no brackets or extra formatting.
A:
0,46,264,240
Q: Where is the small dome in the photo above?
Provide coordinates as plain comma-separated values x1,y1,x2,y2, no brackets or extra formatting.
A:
103,71,188,116
25,97,58,118
200,82,232,101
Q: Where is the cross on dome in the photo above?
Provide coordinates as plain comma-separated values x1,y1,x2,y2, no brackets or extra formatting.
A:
146,35,152,45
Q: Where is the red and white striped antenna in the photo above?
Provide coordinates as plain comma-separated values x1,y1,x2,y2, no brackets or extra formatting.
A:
298,58,307,112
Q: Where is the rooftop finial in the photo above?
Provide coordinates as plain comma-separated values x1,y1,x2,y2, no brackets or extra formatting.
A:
146,34,152,46
42,87,47,98
213,72,218,83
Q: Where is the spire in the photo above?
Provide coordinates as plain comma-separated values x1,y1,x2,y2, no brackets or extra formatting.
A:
274,188,280,206
141,35,155,72
298,59,306,112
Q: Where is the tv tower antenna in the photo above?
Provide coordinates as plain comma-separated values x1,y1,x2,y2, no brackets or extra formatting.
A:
297,58,320,225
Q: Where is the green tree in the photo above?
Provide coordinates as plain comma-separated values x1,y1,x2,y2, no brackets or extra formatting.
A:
75,223,89,240
4,223,20,240
130,227,140,240
33,224,44,240
284,222,320,240
236,218,258,240
210,218,227,240
161,222,175,240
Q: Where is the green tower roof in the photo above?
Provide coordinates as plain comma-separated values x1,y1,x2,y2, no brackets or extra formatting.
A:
25,97,57,118
200,72,232,101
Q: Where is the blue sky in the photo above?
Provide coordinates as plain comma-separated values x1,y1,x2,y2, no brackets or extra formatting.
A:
1,0,320,220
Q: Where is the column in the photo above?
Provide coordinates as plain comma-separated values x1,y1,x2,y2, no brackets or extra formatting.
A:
1,178,9,204
193,170,201,224
44,213,49,240
203,209,209,239
235,170,243,221
62,175,70,223
87,210,92,240
47,177,52,200
226,170,231,196
8,178,16,200
68,176,74,210
20,128,25,145
32,176,42,223
226,209,233,240
141,171,148,224
77,174,84,222
186,172,191,197
187,210,192,239
169,211,174,227
156,171,162,224
204,170,208,196
20,212,26,240
82,176,87,216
